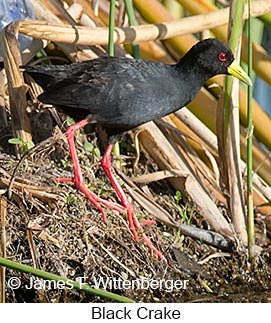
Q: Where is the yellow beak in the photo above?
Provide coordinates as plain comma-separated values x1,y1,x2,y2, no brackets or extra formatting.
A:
227,60,252,86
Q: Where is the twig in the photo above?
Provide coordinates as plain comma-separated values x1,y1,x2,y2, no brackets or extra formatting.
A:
18,1,271,45
0,197,7,303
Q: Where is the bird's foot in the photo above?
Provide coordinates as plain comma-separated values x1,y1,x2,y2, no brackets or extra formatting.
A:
55,177,164,260
55,176,125,216
125,204,165,261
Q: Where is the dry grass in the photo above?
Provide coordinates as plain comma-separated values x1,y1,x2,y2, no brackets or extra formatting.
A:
0,0,271,302
1,111,270,302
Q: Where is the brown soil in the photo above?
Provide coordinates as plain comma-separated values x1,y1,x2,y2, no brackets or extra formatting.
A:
1,109,271,303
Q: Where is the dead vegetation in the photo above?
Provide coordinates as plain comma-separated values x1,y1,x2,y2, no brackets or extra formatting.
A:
0,0,271,302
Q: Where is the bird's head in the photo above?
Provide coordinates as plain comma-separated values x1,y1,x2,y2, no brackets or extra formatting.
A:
183,38,252,86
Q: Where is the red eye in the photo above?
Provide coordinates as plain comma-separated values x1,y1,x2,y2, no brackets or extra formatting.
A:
218,52,228,62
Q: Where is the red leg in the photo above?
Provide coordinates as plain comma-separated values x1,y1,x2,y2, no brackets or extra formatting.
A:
57,119,164,260
101,144,165,260
101,144,139,240
56,119,125,219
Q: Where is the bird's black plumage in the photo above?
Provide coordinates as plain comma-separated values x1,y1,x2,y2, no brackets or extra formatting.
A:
23,38,240,138
22,38,251,260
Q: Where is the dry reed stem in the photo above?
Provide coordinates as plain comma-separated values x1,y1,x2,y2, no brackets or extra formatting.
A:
18,0,271,45
173,107,271,217
188,86,271,186
0,23,32,156
137,122,233,237
0,197,7,303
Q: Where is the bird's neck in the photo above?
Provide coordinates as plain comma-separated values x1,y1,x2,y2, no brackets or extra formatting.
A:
174,58,209,106
176,55,210,85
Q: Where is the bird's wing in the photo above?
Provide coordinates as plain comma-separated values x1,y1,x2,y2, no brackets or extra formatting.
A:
38,57,172,126
23,64,82,90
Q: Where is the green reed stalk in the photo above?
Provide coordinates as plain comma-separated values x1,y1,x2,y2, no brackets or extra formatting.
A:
108,0,116,56
0,257,134,302
108,0,121,163
246,0,255,259
221,0,248,245
124,0,141,58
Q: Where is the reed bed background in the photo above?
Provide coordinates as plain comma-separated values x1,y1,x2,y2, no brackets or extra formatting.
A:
0,0,271,302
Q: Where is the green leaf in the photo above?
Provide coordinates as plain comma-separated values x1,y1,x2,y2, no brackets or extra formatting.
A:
8,137,23,145
26,141,35,150
93,147,101,158
84,140,94,152
66,117,75,126
174,190,182,204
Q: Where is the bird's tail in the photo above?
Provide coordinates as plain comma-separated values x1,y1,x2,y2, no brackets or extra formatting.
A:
22,65,60,90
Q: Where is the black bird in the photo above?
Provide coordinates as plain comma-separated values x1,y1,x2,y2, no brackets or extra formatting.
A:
23,38,252,259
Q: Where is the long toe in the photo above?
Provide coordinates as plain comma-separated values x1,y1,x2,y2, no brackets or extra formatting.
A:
76,183,108,223
55,177,74,183
98,197,126,214
77,182,126,220
126,207,139,241
129,207,164,260
141,233,165,261
55,176,124,214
